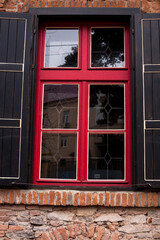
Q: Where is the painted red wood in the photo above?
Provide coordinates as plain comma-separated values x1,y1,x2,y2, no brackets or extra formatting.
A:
33,21,131,186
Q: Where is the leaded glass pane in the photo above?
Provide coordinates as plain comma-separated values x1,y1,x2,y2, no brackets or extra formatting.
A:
45,29,79,68
43,84,78,129
41,133,77,179
88,134,124,180
91,28,124,67
89,85,124,129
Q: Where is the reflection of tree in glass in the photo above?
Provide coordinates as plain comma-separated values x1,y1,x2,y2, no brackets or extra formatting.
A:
59,46,78,67
90,85,124,128
91,28,124,67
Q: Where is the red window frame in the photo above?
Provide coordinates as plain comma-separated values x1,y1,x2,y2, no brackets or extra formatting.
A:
33,21,131,187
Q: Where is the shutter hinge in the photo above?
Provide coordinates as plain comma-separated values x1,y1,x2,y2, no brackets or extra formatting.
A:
33,28,36,34
32,64,35,69
132,28,135,35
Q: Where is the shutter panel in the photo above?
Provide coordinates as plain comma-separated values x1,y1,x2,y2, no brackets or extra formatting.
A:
0,13,33,185
135,14,160,188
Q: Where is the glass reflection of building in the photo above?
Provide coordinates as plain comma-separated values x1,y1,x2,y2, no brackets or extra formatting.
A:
41,85,78,179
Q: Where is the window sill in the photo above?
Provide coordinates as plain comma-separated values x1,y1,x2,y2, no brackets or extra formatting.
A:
0,189,159,208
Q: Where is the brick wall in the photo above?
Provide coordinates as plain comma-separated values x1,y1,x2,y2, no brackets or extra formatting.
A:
0,190,159,239
0,0,160,13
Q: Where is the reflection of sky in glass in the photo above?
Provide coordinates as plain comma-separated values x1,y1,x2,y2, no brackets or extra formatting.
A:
45,29,79,67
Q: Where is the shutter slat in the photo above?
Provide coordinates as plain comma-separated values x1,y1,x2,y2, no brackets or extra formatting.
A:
16,20,25,63
7,20,17,63
143,21,152,64
0,19,9,62
13,73,22,119
4,72,15,118
151,21,160,64
0,72,6,118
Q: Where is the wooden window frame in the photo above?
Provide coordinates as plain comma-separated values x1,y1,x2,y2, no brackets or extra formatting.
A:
33,20,131,187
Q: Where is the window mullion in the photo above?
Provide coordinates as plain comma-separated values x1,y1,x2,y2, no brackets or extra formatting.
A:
78,81,88,181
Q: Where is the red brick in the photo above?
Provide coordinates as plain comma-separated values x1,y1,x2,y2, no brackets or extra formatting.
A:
81,223,87,237
70,0,75,7
0,191,3,204
86,192,91,206
110,192,115,207
128,193,133,207
4,190,8,204
153,192,158,207
0,224,8,231
88,225,95,238
111,232,119,240
39,192,44,205
80,193,85,206
48,1,52,7
9,225,24,231
33,191,38,204
135,193,139,207
56,192,61,205
62,192,67,206
53,228,63,240
41,1,46,7
141,193,146,207
105,192,110,206
122,193,127,207
92,193,98,206
21,192,27,204
15,190,21,204
49,191,55,205
87,1,93,7
74,192,79,206
96,226,105,240
41,232,52,240
44,191,49,205
30,210,41,216
148,192,153,207
116,193,121,206
74,224,81,236
27,191,33,204
58,227,68,240
68,224,75,238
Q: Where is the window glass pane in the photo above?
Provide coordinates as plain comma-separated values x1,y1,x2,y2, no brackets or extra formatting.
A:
88,134,124,180
41,133,77,179
91,28,124,67
43,84,78,129
89,85,124,129
45,29,79,68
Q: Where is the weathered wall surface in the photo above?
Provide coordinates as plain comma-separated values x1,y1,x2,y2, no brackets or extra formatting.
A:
0,205,160,240
0,190,159,239
0,0,160,13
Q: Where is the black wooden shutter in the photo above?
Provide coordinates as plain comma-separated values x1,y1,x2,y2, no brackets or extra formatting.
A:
0,13,33,186
135,13,160,188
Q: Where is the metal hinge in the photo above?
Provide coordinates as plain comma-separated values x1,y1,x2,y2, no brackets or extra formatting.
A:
132,28,135,35
33,28,36,34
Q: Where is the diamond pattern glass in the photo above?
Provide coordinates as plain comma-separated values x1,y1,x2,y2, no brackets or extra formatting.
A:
91,28,124,67
43,84,78,129
88,134,124,180
45,29,79,68
89,85,124,129
41,133,77,179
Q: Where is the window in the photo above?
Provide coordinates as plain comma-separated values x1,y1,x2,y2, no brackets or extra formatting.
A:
33,21,131,186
